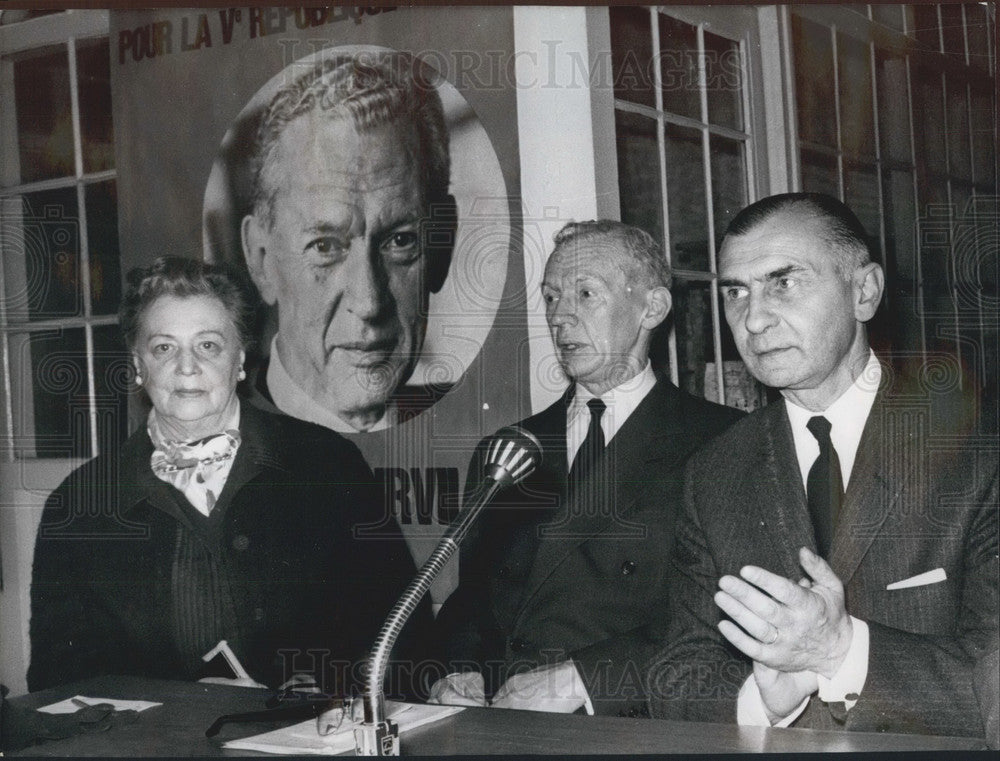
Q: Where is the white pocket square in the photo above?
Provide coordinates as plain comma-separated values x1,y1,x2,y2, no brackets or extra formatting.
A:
886,568,947,590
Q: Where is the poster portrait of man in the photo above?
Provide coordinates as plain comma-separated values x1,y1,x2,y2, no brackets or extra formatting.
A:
203,46,510,433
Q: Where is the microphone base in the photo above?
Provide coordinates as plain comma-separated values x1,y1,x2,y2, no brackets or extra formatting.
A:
354,719,399,756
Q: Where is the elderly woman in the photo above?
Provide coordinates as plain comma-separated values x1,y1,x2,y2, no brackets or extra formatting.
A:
28,257,430,696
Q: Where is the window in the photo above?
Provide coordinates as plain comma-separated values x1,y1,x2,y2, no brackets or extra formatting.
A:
0,10,127,460
608,4,997,409
791,4,997,390
609,6,766,410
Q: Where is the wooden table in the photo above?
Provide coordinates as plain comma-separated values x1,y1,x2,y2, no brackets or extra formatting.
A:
7,675,987,756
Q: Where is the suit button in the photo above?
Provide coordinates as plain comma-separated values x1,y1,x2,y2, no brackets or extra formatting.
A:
497,566,510,579
621,560,636,576
232,534,250,551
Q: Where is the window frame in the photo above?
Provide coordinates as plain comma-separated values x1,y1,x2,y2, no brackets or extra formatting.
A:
0,9,117,462
608,5,773,406
789,3,997,387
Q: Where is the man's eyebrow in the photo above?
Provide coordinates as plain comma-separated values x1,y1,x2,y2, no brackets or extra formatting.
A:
374,205,424,231
302,222,348,235
764,264,801,280
718,264,804,289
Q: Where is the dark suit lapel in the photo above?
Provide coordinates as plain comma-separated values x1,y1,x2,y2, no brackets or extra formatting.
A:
491,392,569,619
521,381,688,604
830,385,906,585
524,389,570,497
756,401,817,576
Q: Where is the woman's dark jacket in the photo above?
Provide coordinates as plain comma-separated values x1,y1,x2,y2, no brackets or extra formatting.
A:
27,401,431,696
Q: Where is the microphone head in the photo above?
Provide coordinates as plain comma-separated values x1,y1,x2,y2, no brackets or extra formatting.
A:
483,425,543,489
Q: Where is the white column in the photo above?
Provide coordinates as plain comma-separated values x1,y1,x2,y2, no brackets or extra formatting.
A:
513,6,605,412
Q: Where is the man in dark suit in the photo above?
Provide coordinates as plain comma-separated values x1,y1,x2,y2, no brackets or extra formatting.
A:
430,220,741,716
647,193,998,738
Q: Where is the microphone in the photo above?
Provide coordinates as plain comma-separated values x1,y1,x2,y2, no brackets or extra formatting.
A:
353,426,541,756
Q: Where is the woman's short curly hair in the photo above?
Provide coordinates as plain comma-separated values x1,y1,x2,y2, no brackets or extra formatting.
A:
119,256,260,352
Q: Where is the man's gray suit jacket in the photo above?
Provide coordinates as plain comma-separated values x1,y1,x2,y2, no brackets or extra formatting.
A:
647,358,998,738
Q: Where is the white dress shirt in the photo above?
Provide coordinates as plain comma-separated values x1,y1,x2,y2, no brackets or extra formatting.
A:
266,338,394,433
738,351,880,727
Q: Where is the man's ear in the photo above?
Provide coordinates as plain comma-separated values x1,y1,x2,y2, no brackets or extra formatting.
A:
425,194,457,294
853,261,884,322
641,285,672,330
241,213,278,306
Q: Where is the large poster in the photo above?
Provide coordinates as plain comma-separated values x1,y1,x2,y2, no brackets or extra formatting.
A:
110,7,528,600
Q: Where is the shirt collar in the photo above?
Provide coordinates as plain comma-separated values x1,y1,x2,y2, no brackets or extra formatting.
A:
266,337,394,434
785,350,881,487
568,361,656,444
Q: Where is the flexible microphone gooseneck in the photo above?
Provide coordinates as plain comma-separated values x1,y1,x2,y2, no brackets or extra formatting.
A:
354,426,542,756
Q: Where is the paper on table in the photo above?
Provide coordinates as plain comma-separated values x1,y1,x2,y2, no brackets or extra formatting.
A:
39,695,163,714
222,701,464,755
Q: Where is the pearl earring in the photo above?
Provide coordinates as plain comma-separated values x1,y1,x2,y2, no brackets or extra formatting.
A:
135,374,143,385
238,367,246,381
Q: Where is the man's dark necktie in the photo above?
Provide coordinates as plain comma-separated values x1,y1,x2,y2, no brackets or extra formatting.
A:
806,415,844,557
568,397,606,491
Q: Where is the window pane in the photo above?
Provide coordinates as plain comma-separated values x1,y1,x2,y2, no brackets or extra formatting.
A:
939,3,967,63
838,33,875,159
884,169,918,280
77,39,115,174
965,3,991,71
704,31,742,131
844,163,881,259
950,184,977,309
912,66,947,176
918,182,952,298
2,188,82,323
912,4,942,52
710,136,746,251
947,76,972,181
664,123,708,271
706,358,768,412
872,4,904,31
971,193,998,306
615,110,664,245
881,172,922,357
672,277,714,399
800,148,839,197
93,324,130,455
11,45,74,184
970,84,996,186
85,180,122,314
876,50,912,164
610,6,654,108
792,15,837,148
10,328,92,458
658,13,700,121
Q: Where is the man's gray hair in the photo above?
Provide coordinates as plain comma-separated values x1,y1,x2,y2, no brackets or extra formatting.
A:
552,220,672,289
249,50,450,226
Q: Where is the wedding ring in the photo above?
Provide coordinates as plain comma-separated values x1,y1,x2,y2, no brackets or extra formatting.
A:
764,628,778,645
